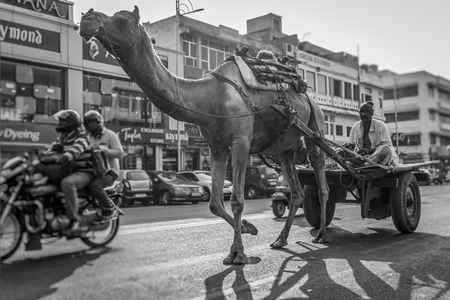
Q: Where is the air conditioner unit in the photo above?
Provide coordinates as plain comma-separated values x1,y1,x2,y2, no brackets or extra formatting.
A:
283,43,296,58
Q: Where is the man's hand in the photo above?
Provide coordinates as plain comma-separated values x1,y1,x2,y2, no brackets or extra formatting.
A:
357,148,375,156
57,155,70,165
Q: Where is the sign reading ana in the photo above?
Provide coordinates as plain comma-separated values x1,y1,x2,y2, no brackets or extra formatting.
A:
0,20,60,52
0,0,69,19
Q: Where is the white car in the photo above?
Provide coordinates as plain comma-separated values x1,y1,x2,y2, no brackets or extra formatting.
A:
178,170,233,201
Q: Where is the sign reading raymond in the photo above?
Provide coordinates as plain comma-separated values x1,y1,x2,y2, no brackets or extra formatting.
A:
0,20,60,52
0,0,69,20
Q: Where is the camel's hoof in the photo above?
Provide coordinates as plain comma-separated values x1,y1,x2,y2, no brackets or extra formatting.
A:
270,240,287,249
223,252,238,265
233,253,248,265
241,219,258,235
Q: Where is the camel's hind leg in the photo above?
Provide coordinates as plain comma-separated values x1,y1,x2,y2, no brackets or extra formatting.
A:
305,138,330,243
270,149,305,249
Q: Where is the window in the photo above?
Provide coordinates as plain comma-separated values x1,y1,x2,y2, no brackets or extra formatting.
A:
346,126,352,137
430,111,435,121
399,134,421,146
438,90,450,100
384,84,419,99
365,94,372,102
324,114,335,136
318,74,327,94
385,111,419,123
83,74,162,128
430,135,436,145
329,78,341,97
306,71,316,91
353,85,359,101
1,60,63,124
273,18,281,31
158,55,168,69
344,82,352,99
297,68,305,80
428,86,435,97
182,34,198,67
379,98,383,108
200,38,230,71
336,125,343,136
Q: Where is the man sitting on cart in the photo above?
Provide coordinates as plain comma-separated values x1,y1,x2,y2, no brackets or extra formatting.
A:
343,101,399,166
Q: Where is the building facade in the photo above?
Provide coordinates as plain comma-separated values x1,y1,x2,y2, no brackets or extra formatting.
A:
145,12,386,165
378,69,450,164
0,0,200,171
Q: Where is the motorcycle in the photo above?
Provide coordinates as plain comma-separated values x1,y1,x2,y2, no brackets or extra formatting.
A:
0,152,124,261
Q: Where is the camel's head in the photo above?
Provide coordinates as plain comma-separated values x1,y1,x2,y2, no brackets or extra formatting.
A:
79,6,144,57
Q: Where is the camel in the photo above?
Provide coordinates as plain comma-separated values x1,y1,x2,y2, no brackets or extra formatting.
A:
79,6,330,265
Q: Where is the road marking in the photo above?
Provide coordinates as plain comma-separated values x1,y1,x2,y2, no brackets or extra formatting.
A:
119,212,274,235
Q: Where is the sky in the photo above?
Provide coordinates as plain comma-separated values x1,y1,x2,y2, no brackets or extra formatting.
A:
74,0,450,80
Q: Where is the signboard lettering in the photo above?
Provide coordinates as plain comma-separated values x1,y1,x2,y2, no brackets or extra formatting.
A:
110,125,189,146
0,20,60,52
0,123,58,144
0,0,69,20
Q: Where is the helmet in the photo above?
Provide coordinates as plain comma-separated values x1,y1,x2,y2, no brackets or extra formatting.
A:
54,110,81,133
83,110,104,136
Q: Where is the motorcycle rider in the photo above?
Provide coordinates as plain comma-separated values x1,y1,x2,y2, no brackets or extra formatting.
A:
83,110,123,220
53,110,93,234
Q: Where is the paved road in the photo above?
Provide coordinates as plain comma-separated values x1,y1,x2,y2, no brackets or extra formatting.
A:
2,185,450,300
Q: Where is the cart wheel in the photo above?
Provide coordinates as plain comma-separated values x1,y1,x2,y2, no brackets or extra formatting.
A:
390,172,421,233
272,200,286,218
303,185,335,229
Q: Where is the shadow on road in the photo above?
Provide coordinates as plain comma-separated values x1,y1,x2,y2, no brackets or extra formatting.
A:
0,247,114,300
203,226,450,299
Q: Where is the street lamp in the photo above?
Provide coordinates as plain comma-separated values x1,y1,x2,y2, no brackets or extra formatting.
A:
175,0,203,171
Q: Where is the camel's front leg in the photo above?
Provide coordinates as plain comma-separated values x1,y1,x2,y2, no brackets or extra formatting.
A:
305,140,330,244
270,150,304,249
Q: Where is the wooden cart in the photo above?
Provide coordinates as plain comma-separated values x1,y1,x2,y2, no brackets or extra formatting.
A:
270,104,439,233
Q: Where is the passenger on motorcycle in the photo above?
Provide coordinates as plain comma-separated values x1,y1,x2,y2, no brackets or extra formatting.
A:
83,110,124,220
51,110,93,234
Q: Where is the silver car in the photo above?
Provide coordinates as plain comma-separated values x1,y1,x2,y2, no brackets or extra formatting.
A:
177,170,233,201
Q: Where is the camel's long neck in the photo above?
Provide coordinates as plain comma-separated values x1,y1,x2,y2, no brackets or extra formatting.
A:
118,36,207,125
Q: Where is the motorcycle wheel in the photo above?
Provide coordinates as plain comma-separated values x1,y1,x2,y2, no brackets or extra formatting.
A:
1,211,23,261
80,216,120,248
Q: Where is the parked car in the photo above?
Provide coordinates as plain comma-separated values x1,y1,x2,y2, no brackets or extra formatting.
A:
117,170,153,207
147,171,204,205
226,165,278,199
178,170,233,201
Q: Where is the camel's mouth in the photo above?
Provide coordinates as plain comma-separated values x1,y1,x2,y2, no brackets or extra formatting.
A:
79,26,102,43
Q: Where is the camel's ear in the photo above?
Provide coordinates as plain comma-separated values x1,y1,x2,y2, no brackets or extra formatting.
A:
133,6,140,23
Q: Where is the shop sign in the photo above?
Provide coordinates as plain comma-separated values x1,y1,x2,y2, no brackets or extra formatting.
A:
83,37,120,66
0,20,60,52
109,126,189,146
0,123,58,144
0,0,69,20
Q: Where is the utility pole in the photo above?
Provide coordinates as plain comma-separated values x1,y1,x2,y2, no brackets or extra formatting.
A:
175,0,203,171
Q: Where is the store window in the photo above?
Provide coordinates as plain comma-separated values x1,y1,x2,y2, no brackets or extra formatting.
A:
122,145,144,170
1,60,63,124
163,147,178,171
145,146,156,171
82,74,162,128
200,38,231,71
